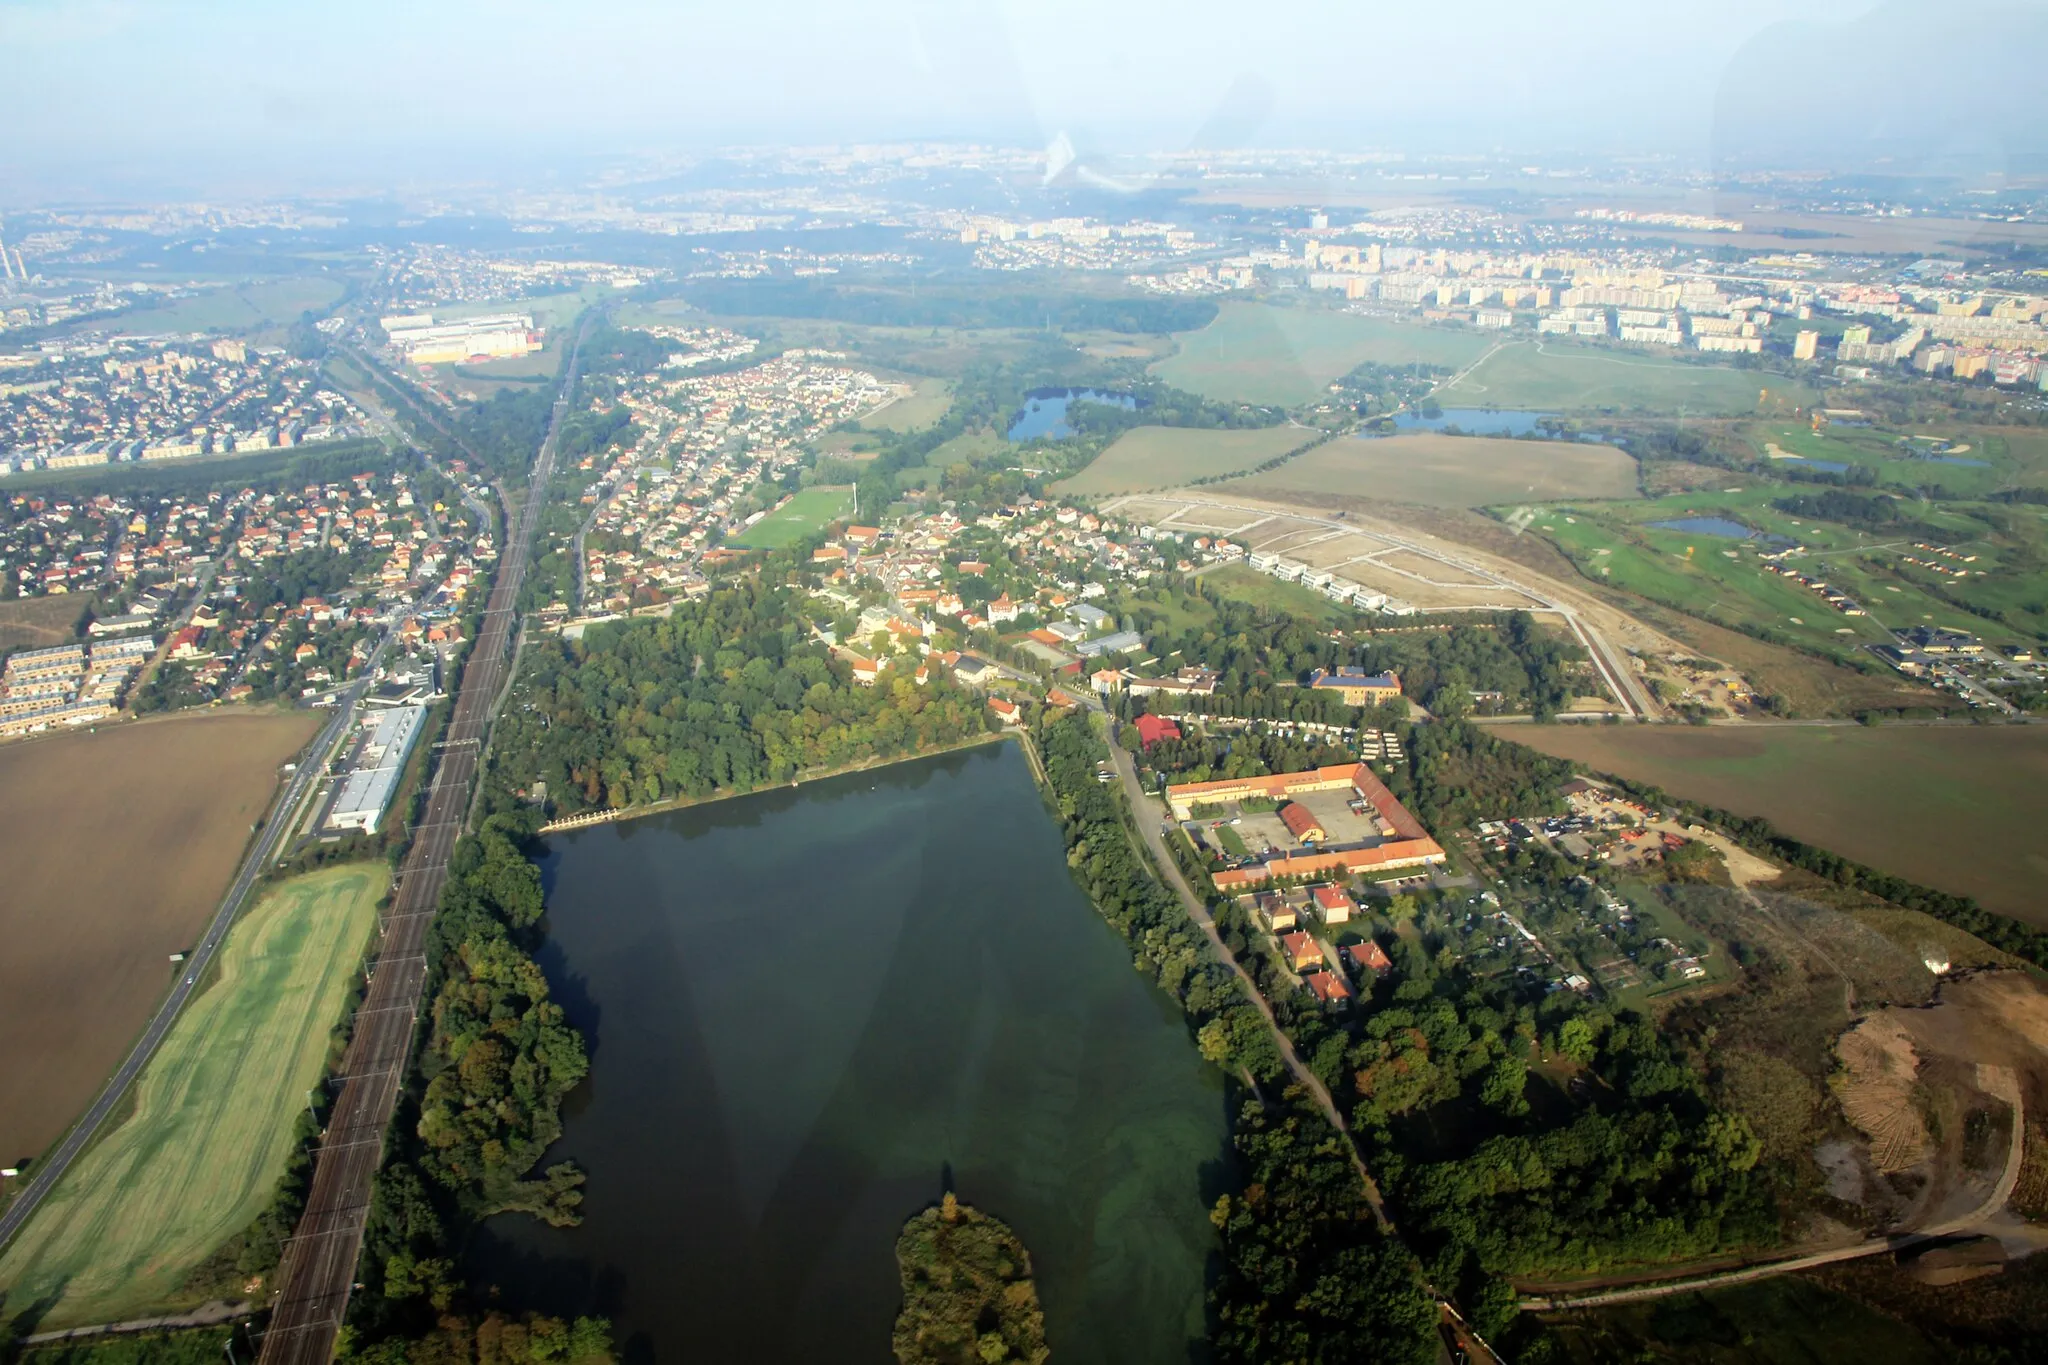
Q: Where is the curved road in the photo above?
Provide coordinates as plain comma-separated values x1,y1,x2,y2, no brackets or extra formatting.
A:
0,680,371,1252
1105,731,1390,1223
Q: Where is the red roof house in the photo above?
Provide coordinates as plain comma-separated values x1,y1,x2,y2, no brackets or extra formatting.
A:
1133,714,1181,747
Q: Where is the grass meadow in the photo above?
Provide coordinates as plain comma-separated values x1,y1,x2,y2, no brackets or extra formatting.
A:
0,864,385,1327
862,377,952,432
1505,723,2048,927
1151,302,1494,406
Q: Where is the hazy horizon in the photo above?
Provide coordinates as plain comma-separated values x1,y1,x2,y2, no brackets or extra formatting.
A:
4,0,2046,200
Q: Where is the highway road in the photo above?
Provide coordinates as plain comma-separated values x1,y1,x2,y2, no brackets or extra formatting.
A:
0,673,370,1253
256,325,585,1365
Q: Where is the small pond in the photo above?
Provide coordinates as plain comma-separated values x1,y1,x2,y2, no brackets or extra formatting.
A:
1648,516,1758,539
1006,388,1139,442
1392,408,1555,437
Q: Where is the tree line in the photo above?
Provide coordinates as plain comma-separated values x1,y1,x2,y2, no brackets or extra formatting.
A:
1034,712,1442,1361
490,575,994,815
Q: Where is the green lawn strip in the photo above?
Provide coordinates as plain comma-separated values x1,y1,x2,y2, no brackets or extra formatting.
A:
0,865,384,1327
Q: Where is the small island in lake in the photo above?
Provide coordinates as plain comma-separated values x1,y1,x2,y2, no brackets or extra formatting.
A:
892,1193,1050,1365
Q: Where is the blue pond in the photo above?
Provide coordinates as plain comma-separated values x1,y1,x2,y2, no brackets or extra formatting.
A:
1393,408,1555,436
1777,456,1850,473
1007,388,1139,441
1649,517,1757,539
1922,456,1990,468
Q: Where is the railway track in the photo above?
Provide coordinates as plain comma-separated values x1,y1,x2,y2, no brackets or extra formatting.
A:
256,326,585,1365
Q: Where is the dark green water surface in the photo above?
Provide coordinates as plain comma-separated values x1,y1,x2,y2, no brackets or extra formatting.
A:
468,743,1227,1364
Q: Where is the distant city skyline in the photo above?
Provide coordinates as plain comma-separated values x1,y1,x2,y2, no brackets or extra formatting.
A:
3,0,2045,197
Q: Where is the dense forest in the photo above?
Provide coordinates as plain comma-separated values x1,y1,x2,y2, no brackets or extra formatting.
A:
452,388,557,483
1208,1102,1438,1364
891,1195,1049,1365
413,817,589,1221
1124,594,1586,720
490,576,993,814
1389,718,1577,832
345,814,601,1355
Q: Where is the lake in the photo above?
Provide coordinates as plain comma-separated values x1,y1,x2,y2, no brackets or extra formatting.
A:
1391,408,1553,436
468,744,1227,1365
1007,388,1138,441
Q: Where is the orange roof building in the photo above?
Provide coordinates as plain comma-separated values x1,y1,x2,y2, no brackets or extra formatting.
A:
1305,971,1354,1007
1171,762,1447,889
1279,802,1326,844
1279,931,1322,972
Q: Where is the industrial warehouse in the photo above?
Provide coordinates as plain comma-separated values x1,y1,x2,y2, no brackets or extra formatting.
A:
323,704,428,834
1166,762,1447,888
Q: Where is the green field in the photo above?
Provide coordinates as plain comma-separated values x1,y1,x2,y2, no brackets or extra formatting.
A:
99,277,346,337
1528,484,2044,654
888,430,1006,490
1439,340,1813,414
1506,723,2048,927
863,377,952,433
0,864,384,1327
731,486,856,548
1744,420,2048,498
1222,433,1641,507
1200,563,1358,625
1054,425,1308,495
1151,302,1494,407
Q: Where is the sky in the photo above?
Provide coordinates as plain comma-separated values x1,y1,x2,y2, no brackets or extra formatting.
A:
1,0,2044,197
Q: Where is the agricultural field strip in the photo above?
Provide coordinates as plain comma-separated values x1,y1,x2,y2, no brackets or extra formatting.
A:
0,675,379,1255
1104,492,1655,717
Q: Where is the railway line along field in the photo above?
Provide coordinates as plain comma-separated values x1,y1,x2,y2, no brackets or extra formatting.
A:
0,863,385,1330
0,709,322,1168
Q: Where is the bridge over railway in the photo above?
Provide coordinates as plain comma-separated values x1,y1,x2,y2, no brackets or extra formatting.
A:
255,323,587,1365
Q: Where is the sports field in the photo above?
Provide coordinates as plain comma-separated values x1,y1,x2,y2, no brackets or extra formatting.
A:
1219,433,1641,507
1054,425,1308,495
1505,723,2048,926
730,487,856,548
1151,302,1493,406
1439,340,1813,414
0,710,321,1166
0,864,384,1328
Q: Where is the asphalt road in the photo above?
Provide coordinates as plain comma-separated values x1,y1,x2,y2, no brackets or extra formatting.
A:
256,328,583,1365
0,676,368,1254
